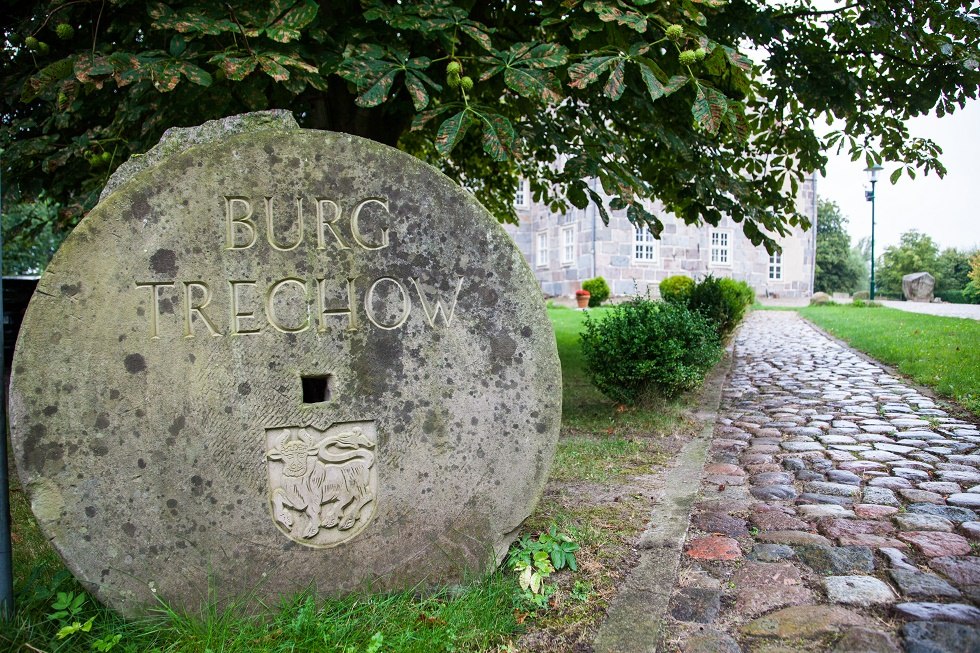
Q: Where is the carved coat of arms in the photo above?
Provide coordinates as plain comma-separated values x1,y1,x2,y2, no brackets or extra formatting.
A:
265,420,377,547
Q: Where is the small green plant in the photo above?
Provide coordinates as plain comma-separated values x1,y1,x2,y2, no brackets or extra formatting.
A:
507,525,580,608
570,580,594,602
659,275,695,305
581,297,723,404
582,276,611,307
688,275,752,338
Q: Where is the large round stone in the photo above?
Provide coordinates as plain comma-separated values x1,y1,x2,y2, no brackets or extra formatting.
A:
10,113,561,615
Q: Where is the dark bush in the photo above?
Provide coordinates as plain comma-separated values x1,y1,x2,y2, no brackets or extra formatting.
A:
659,275,695,305
582,276,611,307
935,289,973,304
580,298,723,404
689,275,751,338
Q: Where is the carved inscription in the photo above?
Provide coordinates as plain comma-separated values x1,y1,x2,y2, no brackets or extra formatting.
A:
135,195,465,338
266,421,378,547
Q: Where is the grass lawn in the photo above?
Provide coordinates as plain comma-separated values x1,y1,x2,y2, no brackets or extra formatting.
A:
800,304,980,416
3,304,701,653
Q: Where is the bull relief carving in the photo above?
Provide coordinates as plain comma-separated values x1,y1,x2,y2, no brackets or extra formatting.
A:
265,420,377,547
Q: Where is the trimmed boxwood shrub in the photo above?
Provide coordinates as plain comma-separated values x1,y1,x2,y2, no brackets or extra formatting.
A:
659,275,695,305
580,298,723,405
582,276,610,307
689,275,752,338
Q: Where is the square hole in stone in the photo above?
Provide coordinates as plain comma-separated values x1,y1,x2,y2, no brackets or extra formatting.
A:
301,375,331,404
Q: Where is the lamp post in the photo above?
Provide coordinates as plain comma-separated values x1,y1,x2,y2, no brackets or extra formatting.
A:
864,164,883,300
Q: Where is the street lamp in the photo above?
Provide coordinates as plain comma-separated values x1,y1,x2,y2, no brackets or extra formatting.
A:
864,164,883,300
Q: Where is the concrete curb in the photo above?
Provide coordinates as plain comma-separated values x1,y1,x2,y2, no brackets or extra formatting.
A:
592,341,736,653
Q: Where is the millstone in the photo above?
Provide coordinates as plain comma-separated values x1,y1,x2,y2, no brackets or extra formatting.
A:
10,112,561,616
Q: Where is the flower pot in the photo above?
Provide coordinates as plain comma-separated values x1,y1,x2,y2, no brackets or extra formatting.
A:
575,291,590,309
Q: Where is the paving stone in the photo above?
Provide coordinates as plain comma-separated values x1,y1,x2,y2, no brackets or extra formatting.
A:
826,470,862,485
757,530,832,547
679,628,742,653
837,533,909,549
741,605,871,639
747,544,796,562
751,471,794,486
901,621,980,653
838,461,887,473
918,481,961,494
670,587,721,623
831,626,901,653
750,485,799,501
691,512,750,537
938,470,980,484
733,562,813,617
875,443,916,454
781,441,825,452
960,521,980,540
907,503,978,523
804,481,861,498
894,601,980,624
891,468,932,482
894,513,955,532
793,545,874,574
899,488,946,504
685,536,742,561
879,547,919,571
929,556,980,585
781,458,805,471
797,505,855,519
868,476,913,490
824,575,897,605
818,518,894,541
797,493,854,507
853,504,899,519
749,509,809,532
888,568,962,599
795,470,825,482
898,531,972,557
861,487,900,507
947,492,980,508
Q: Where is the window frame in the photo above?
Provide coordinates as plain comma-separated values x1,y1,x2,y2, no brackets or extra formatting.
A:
633,225,658,263
769,252,783,280
514,178,531,210
709,229,732,267
561,224,575,266
536,230,549,267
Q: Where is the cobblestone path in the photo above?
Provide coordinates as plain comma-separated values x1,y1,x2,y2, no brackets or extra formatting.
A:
666,311,980,653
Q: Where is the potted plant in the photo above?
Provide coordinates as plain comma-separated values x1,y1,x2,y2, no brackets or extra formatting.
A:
575,289,591,309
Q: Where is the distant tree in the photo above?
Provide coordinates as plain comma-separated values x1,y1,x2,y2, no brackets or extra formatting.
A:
3,0,980,262
813,199,862,294
966,252,980,302
1,195,65,275
935,247,974,291
875,230,941,296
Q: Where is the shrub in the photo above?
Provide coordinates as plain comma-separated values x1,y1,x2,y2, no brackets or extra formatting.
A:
688,275,750,338
580,298,723,404
852,290,870,300
936,289,974,304
581,277,610,307
659,275,695,305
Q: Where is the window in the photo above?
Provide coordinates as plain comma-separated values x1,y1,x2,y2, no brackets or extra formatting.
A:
536,231,549,267
634,226,657,261
561,225,575,265
514,179,531,209
709,230,731,266
769,252,783,280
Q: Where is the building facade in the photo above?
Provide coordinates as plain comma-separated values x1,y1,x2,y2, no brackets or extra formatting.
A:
504,174,818,299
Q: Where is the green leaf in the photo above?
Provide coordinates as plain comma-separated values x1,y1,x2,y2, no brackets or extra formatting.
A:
151,61,182,91
211,55,257,81
460,23,494,51
168,35,186,57
504,68,562,102
639,63,667,102
890,167,902,183
480,113,515,161
663,75,689,95
411,106,452,131
404,72,429,110
512,43,569,69
258,56,290,82
179,62,212,87
693,84,727,133
266,0,318,43
435,110,473,155
568,56,617,89
604,60,626,100
355,69,399,107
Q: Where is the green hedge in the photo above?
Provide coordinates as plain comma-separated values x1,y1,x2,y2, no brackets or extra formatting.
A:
659,275,695,305
580,298,722,404
688,275,752,338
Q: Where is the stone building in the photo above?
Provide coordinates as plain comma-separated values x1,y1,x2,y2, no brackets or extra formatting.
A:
504,173,818,298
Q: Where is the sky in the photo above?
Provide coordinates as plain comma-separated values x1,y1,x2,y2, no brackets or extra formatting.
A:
818,100,980,253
